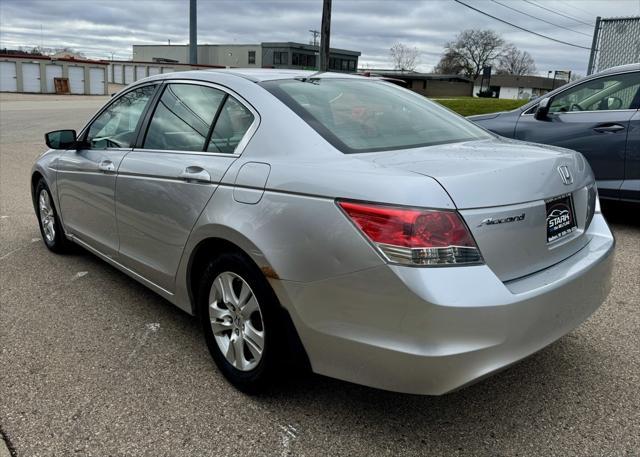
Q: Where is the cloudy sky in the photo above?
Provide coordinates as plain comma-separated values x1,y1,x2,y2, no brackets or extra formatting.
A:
0,0,638,75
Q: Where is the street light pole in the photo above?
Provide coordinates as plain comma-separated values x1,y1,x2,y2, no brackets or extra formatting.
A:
319,0,331,71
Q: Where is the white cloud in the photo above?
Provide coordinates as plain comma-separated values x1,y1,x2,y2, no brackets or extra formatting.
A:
0,0,638,74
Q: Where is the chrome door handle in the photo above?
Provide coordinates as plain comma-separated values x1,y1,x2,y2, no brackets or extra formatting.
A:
98,160,115,173
179,166,211,183
593,123,625,133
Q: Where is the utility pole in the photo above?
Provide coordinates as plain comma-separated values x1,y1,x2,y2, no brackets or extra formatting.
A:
308,29,320,47
319,0,331,71
587,16,601,75
189,0,198,64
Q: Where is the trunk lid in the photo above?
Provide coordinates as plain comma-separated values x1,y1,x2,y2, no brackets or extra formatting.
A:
357,138,596,281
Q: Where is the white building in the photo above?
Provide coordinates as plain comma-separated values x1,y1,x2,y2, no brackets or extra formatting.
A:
473,74,559,100
0,53,108,95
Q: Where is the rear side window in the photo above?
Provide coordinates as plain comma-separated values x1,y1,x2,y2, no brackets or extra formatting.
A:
207,97,255,154
87,85,156,149
144,84,225,151
261,78,490,153
143,83,255,153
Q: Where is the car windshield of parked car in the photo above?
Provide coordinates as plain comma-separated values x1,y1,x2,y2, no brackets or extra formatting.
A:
549,72,640,113
261,78,491,153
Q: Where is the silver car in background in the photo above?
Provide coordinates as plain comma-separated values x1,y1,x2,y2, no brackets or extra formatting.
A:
32,70,614,395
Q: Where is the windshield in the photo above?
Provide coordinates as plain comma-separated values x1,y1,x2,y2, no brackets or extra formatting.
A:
260,78,491,153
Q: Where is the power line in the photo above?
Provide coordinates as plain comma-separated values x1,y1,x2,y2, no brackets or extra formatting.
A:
553,1,597,21
522,0,595,27
453,0,592,50
490,0,591,37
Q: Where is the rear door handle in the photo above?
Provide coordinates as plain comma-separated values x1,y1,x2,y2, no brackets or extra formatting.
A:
179,166,211,183
593,123,625,133
98,160,115,173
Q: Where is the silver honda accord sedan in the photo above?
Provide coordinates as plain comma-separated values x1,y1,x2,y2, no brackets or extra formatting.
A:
31,69,615,395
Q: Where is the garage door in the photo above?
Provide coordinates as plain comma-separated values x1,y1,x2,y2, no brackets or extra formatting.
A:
89,68,105,95
22,63,42,93
68,66,85,94
113,64,123,84
135,66,146,81
161,67,175,74
0,61,18,92
124,65,134,84
148,66,161,76
45,64,63,93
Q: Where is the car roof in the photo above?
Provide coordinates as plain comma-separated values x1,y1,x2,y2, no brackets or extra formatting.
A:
595,63,640,76
144,68,365,83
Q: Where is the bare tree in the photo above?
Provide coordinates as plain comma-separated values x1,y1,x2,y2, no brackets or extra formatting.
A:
497,45,536,75
390,42,420,71
433,50,465,75
442,29,504,80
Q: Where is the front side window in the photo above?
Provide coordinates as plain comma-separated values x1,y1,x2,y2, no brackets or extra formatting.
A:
549,72,640,113
86,85,156,149
143,84,225,151
261,79,490,153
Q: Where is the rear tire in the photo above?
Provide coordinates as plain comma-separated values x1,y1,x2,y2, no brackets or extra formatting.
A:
35,179,73,254
198,251,288,393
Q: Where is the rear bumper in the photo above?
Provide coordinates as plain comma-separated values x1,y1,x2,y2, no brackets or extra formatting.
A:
275,214,615,395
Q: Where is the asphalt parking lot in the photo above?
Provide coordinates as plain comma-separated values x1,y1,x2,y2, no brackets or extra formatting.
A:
0,92,639,457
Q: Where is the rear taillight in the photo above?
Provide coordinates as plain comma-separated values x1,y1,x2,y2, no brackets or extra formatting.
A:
585,185,601,231
338,200,483,266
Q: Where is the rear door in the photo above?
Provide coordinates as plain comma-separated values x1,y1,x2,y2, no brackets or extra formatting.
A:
56,84,158,257
515,71,640,199
621,109,640,201
116,81,258,292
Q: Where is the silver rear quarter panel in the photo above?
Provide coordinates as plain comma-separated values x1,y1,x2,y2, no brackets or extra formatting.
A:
272,215,614,395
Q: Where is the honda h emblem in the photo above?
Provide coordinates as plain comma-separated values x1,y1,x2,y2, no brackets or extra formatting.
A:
558,165,573,185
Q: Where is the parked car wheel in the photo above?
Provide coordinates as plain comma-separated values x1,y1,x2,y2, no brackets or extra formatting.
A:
198,251,285,393
35,179,72,253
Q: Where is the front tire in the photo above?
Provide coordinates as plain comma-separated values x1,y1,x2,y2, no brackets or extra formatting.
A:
198,252,286,393
35,179,72,253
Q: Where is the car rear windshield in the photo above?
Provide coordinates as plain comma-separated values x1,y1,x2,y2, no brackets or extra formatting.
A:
260,78,491,153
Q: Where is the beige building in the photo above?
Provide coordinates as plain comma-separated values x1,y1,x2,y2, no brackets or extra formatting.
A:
132,42,360,72
133,44,262,68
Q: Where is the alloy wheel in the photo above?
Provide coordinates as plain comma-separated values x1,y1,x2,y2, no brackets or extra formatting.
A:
38,189,55,243
208,271,265,371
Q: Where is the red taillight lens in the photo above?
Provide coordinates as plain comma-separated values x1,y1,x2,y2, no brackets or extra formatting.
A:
338,201,482,266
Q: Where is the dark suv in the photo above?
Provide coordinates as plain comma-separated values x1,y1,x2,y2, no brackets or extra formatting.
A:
470,64,640,202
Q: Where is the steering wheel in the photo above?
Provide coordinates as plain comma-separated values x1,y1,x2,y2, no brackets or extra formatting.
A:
569,103,584,112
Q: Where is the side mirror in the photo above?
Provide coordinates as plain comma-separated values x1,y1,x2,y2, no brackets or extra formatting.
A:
45,130,77,149
534,97,551,120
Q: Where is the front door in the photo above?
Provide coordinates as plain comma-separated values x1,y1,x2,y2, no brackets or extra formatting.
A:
515,71,640,198
115,82,258,291
56,84,158,256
